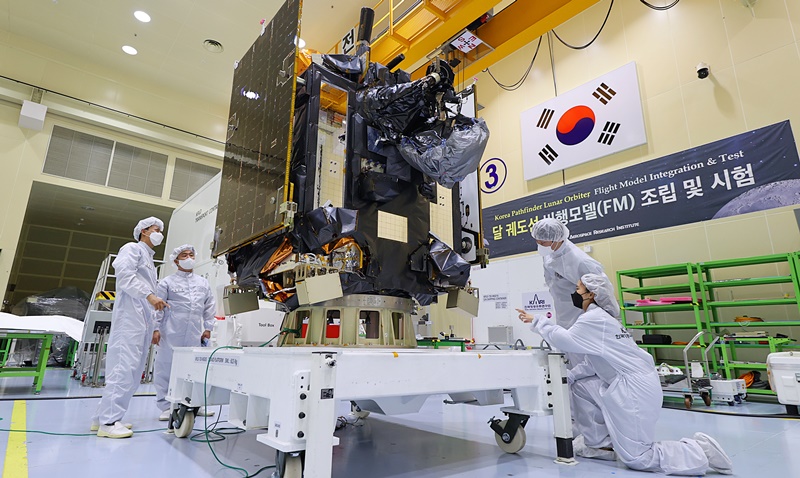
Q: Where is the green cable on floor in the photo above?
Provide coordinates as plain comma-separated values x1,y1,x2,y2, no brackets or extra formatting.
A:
202,345,276,478
0,338,284,475
0,427,168,436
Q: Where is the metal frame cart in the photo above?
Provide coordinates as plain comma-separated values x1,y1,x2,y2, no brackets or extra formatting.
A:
660,331,720,409
0,331,54,394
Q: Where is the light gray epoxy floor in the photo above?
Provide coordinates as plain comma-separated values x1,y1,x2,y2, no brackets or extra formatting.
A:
0,370,797,477
0,368,156,400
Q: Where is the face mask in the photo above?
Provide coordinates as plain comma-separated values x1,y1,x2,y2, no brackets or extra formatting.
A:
148,231,164,246
571,291,586,309
538,244,553,256
178,258,195,270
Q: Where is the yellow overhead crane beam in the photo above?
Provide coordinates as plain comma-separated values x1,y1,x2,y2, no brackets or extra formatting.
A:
300,0,599,113
368,0,505,73
300,0,503,113
410,0,601,81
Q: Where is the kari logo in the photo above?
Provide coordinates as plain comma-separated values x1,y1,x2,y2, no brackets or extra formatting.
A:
520,62,646,180
521,291,554,313
556,105,596,146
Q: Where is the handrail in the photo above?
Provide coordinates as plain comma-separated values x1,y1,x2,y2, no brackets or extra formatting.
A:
326,0,417,54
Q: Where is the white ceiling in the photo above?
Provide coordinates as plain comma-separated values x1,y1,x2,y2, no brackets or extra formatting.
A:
0,0,376,117
24,181,174,239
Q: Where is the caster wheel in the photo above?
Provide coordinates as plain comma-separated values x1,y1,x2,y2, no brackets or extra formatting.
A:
494,419,527,454
684,396,693,409
174,410,195,438
350,401,370,419
276,451,304,478
283,456,302,478
701,392,712,406
727,401,735,407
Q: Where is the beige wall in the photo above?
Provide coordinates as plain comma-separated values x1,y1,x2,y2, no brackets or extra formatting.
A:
467,0,800,354
0,98,223,302
475,0,800,275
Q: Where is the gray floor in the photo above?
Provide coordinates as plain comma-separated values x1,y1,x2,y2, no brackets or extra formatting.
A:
0,369,798,477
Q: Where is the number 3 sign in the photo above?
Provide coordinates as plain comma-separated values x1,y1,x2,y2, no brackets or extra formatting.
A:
480,158,507,194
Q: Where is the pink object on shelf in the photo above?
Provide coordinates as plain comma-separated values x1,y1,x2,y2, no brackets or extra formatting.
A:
636,299,671,306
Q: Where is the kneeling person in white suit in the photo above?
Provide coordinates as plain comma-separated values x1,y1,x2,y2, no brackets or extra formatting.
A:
152,244,216,420
517,273,733,476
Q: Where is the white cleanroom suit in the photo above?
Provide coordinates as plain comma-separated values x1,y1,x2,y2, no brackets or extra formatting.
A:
531,218,618,328
93,242,159,425
153,269,216,411
529,274,732,475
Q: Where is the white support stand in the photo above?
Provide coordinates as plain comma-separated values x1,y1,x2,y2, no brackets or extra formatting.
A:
547,353,576,463
167,346,574,477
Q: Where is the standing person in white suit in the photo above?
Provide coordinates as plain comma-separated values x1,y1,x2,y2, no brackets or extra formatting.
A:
152,244,216,421
93,217,167,439
517,274,733,475
530,218,619,328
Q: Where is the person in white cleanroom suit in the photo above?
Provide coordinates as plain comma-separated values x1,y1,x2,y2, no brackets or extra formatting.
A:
517,274,733,476
93,217,168,439
530,218,619,328
152,244,216,421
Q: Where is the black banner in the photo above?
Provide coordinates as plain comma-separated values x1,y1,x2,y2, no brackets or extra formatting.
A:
484,121,800,259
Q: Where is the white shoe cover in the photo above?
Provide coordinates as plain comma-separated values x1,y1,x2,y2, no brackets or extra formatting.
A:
97,422,134,438
91,420,132,432
573,434,617,461
694,432,733,475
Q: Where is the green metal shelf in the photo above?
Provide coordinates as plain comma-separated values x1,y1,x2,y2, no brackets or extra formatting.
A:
703,276,793,288
719,342,795,348
620,283,700,295
742,388,775,395
619,253,800,388
725,362,768,370
626,324,701,330
698,253,795,269
706,298,797,308
623,304,698,313
618,263,698,280
711,321,800,327
638,344,704,349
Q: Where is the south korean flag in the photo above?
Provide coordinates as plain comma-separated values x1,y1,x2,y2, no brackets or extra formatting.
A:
520,62,647,181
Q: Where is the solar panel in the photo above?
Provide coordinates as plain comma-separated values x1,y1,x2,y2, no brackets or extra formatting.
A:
214,0,301,255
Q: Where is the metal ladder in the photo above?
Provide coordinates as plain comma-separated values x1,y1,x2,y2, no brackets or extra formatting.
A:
73,254,161,386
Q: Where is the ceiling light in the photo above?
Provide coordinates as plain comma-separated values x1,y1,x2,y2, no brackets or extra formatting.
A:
203,39,224,53
295,36,305,49
122,45,138,55
134,10,151,23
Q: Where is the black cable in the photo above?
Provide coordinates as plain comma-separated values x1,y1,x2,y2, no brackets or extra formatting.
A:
483,36,543,91
552,0,614,50
640,0,680,11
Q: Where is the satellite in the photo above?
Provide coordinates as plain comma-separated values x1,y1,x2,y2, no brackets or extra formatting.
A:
214,0,489,347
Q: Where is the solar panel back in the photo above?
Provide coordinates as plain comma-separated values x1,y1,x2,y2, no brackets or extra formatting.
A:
214,0,301,255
